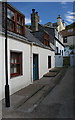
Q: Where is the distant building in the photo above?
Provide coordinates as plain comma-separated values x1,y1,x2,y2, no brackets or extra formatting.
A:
56,15,65,32
60,27,75,56
45,15,65,32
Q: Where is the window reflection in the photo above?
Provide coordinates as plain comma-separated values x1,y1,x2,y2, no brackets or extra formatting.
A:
11,11,15,20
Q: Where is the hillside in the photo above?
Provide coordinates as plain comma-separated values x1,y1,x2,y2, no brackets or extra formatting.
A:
66,22,75,29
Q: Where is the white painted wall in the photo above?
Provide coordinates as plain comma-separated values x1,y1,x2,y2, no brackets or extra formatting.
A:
8,37,31,96
32,45,55,80
63,36,75,46
0,34,31,100
55,55,63,67
56,40,64,55
0,34,55,101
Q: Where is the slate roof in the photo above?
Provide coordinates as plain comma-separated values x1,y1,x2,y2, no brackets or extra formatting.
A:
0,25,54,51
25,27,54,51
38,24,55,45
44,22,58,28
25,27,43,46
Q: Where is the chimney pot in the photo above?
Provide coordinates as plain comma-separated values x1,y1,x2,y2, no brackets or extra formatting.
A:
32,9,35,13
57,15,61,19
63,20,64,22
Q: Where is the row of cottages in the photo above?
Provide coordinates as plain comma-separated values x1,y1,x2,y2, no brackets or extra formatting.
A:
0,3,55,101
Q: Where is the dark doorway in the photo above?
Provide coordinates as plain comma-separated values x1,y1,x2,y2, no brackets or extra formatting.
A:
48,56,51,68
33,54,39,80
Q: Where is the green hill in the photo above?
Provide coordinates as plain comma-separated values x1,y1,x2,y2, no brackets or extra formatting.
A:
66,22,75,29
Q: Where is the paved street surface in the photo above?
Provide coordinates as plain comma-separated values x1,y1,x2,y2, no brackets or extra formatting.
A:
1,67,74,119
32,67,74,118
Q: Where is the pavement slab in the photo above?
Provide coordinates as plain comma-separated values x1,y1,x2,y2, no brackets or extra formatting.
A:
49,67,62,72
43,72,58,77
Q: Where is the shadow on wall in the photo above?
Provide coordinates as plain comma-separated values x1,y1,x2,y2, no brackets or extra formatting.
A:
63,56,70,67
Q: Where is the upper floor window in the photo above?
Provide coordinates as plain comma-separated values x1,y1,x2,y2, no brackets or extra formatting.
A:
17,14,23,34
63,37,67,43
7,8,15,31
44,39,50,47
17,14,23,25
3,3,25,36
7,8,15,20
44,32,50,47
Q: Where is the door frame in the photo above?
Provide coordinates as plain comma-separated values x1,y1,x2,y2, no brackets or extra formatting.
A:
33,53,39,80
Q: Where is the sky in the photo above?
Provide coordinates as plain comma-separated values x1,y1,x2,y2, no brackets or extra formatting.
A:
10,2,74,26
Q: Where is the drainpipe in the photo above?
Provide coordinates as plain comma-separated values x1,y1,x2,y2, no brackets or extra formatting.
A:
30,43,33,83
5,1,10,107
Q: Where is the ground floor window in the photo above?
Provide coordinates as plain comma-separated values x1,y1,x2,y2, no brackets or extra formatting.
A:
10,51,22,78
48,56,51,69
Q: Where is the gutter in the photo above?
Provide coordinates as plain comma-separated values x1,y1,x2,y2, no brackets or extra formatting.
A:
1,31,55,51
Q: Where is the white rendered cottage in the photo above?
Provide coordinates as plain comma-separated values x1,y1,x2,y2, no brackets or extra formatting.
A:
0,2,55,101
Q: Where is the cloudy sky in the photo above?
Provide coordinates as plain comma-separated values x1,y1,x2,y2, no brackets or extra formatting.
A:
10,2,74,26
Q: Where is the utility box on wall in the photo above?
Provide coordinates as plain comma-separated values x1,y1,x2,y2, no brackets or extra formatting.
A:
55,55,63,67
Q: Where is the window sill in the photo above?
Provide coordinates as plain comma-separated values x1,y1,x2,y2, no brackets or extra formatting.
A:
10,74,23,79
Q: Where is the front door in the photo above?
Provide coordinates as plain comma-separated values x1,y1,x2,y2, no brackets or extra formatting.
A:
33,54,38,80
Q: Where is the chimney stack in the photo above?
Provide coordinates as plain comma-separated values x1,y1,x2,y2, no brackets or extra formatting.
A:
32,8,35,13
62,20,65,29
31,9,39,32
57,14,62,26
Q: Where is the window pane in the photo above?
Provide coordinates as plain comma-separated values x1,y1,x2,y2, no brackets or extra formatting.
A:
19,26,22,34
10,64,13,74
15,54,19,63
11,54,14,63
10,52,22,77
10,21,13,30
17,24,19,32
7,8,10,18
14,64,18,73
7,19,10,29
11,11,15,20
17,24,22,34
20,17,23,25
17,14,19,23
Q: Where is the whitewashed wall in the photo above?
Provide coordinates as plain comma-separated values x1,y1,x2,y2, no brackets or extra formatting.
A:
55,55,63,67
56,40,64,55
0,34,31,100
32,45,55,80
0,34,55,101
63,36,75,46
8,37,31,96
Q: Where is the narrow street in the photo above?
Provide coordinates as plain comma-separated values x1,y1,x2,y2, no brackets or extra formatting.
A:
2,67,74,119
31,67,74,118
